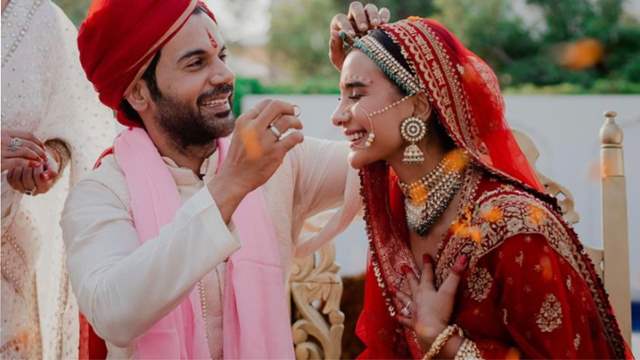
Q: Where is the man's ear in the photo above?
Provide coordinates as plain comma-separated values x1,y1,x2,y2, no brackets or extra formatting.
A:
125,80,152,113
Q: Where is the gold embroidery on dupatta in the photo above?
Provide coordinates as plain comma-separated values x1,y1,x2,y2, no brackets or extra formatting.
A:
433,182,626,356
536,294,563,332
574,333,581,350
515,250,524,267
433,167,482,287
467,266,492,302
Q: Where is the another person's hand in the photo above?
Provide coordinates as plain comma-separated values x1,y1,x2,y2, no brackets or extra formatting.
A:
208,99,303,223
6,164,58,196
1,129,47,171
329,1,391,70
395,254,468,350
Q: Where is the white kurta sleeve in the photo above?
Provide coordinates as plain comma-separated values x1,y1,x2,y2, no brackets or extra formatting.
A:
290,137,351,220
289,137,363,256
61,174,239,347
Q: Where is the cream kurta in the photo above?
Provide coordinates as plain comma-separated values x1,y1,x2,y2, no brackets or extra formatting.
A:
61,136,351,358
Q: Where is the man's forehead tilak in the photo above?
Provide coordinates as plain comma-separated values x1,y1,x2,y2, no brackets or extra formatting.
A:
207,29,218,49
205,23,224,50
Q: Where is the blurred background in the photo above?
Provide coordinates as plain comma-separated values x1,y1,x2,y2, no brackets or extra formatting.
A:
56,0,639,356
57,0,640,95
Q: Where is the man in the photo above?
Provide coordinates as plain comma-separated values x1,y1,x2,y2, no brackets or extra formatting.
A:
62,0,385,358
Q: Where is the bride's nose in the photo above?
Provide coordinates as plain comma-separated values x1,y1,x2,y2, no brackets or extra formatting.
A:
331,106,351,127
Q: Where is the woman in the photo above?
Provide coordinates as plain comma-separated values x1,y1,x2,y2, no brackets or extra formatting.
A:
329,16,632,359
1,0,114,358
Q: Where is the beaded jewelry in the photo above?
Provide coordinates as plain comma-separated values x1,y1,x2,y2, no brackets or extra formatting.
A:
353,36,422,95
398,151,469,236
400,116,427,164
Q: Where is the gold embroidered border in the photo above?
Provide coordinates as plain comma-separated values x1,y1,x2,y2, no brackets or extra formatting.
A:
438,184,626,357
467,266,493,302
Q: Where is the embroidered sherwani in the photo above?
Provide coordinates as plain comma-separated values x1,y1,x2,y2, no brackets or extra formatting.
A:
60,137,351,358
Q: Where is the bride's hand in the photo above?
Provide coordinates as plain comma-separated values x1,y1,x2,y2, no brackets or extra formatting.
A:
1,129,47,171
329,1,391,70
6,163,58,196
395,254,468,349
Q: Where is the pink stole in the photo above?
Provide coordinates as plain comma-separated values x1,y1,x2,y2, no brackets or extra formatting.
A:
114,128,294,359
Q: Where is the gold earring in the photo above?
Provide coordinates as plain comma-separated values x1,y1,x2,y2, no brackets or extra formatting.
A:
400,117,427,164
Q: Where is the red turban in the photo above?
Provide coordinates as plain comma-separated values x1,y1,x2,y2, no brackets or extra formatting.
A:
78,0,216,127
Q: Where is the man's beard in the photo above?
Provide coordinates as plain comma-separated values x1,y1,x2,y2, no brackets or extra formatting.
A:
154,85,235,150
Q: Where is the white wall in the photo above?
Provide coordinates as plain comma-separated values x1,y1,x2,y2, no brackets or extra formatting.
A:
243,94,640,299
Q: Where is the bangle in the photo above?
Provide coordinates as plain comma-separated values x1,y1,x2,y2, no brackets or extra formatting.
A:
453,338,482,360
423,324,464,360
44,139,70,174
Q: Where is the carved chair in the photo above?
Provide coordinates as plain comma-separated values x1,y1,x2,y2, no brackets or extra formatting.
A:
290,212,345,359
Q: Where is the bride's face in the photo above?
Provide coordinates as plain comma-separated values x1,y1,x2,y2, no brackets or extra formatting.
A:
332,50,418,169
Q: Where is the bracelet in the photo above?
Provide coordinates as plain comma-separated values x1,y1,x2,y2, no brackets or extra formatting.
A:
423,324,464,360
453,338,482,360
44,139,70,174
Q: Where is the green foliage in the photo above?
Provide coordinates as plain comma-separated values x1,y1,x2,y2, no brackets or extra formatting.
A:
53,0,91,26
269,0,341,80
432,0,639,92
54,0,640,94
267,0,639,93
333,0,437,20
233,76,340,114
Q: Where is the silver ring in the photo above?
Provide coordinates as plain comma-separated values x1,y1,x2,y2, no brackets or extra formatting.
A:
24,187,35,196
8,137,23,152
268,124,282,140
400,300,412,317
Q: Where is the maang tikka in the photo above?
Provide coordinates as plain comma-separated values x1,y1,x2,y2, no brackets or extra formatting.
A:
400,116,427,164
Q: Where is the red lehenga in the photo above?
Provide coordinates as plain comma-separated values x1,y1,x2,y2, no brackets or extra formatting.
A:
354,18,633,359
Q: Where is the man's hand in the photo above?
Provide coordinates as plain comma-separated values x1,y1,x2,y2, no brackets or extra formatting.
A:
329,2,391,70
208,99,303,223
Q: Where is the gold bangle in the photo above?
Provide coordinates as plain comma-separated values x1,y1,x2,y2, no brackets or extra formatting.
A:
423,324,464,360
44,139,70,174
453,338,483,360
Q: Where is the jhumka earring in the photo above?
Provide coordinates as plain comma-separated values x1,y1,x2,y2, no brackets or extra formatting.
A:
400,117,427,164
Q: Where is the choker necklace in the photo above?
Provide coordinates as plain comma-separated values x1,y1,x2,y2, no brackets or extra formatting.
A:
398,149,469,236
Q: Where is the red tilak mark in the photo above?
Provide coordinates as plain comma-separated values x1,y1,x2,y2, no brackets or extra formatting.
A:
207,31,218,49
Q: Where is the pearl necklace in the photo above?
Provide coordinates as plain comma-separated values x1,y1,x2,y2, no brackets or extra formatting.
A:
398,151,468,236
